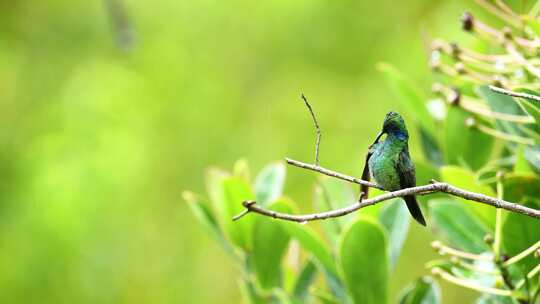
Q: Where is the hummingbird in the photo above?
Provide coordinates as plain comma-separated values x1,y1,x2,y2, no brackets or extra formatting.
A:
361,111,426,226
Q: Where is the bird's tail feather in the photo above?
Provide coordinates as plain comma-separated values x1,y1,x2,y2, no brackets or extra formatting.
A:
404,195,426,226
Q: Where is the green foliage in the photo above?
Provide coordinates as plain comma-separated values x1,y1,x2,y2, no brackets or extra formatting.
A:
252,200,292,289
439,166,496,229
399,277,441,304
188,162,443,303
502,200,540,273
429,198,490,253
254,163,286,206
379,199,410,268
189,3,540,304
444,106,494,170
338,218,388,304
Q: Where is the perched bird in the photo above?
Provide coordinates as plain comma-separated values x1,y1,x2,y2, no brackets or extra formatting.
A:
361,111,426,226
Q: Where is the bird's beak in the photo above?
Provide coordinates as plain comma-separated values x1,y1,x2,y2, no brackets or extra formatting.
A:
374,131,384,143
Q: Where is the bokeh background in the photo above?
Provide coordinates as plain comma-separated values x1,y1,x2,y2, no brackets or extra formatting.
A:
0,0,493,303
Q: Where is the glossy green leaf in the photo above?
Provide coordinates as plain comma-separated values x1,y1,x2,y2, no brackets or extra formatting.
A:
254,162,286,205
378,62,436,135
477,85,526,136
292,260,317,301
215,177,255,250
444,106,494,170
379,199,410,269
502,200,540,272
338,218,388,304
429,198,490,253
398,276,440,304
252,200,292,289
183,191,234,255
439,166,496,229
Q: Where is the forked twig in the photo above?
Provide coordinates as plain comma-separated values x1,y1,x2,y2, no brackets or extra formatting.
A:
300,94,321,166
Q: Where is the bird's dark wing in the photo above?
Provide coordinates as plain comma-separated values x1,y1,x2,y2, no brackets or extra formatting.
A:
396,147,416,188
360,149,372,200
360,142,379,200
397,147,426,226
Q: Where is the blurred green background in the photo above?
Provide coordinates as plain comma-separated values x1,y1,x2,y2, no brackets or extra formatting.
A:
0,0,486,303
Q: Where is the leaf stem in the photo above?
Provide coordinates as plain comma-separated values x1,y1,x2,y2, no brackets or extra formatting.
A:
431,268,513,296
504,240,540,266
431,241,493,261
515,264,540,290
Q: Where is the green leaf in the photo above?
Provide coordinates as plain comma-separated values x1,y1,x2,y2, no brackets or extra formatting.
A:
477,85,526,136
429,198,490,253
514,145,535,175
525,16,540,36
444,106,494,170
379,199,410,269
502,199,540,272
215,177,255,250
398,276,440,304
205,167,229,206
281,222,337,276
475,294,517,304
314,177,355,243
419,127,443,167
506,88,540,139
524,145,540,173
233,158,251,182
377,62,436,135
502,174,540,204
292,260,317,301
281,222,344,299
183,191,234,255
439,166,496,229
252,200,292,289
254,162,286,205
338,218,388,304
239,278,267,304
311,289,341,304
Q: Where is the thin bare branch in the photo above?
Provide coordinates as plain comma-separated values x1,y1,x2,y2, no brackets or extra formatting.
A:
300,94,321,166
490,85,540,103
285,158,380,189
232,158,540,222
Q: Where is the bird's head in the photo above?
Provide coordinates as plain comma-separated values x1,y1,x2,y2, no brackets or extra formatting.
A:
374,111,408,142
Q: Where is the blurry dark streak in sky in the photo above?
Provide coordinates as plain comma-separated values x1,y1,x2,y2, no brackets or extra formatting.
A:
104,0,136,51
